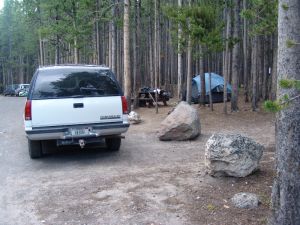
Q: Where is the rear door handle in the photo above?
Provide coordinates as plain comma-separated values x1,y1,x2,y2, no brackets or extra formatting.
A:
73,103,84,108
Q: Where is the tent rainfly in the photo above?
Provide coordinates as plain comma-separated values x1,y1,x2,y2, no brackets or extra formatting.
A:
191,73,232,103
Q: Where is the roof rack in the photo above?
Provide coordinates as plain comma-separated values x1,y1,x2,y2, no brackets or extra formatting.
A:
38,64,110,68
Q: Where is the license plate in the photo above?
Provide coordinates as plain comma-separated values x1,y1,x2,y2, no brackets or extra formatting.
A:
70,127,91,136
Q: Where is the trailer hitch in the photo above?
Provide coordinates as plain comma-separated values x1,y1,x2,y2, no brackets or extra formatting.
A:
79,139,86,149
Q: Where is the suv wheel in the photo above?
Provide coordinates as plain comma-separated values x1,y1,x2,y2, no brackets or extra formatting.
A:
28,140,43,158
105,137,121,151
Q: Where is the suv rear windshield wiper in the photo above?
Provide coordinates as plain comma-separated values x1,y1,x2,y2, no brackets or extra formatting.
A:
69,95,85,98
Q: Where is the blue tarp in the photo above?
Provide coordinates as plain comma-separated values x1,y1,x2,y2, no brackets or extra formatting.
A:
192,73,232,96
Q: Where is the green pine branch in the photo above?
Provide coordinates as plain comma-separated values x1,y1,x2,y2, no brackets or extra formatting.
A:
264,79,300,112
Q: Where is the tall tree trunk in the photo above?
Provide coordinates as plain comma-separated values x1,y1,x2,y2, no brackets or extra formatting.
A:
96,0,101,64
199,46,206,106
270,33,278,100
19,56,24,83
257,37,263,99
208,55,213,111
39,33,44,66
149,15,154,88
135,0,141,106
133,2,137,108
251,35,258,111
270,0,300,224
72,0,79,64
154,0,160,113
262,35,269,101
111,0,116,73
231,0,241,112
55,6,60,65
157,2,161,88
133,0,141,109
123,0,131,112
109,14,112,68
74,37,78,64
186,0,192,104
55,35,60,65
243,0,249,102
177,0,183,100
37,1,44,66
223,6,230,114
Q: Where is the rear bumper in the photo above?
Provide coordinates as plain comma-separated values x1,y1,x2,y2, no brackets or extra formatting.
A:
25,122,130,141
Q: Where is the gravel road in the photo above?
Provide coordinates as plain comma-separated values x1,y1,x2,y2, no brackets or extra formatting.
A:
0,96,205,225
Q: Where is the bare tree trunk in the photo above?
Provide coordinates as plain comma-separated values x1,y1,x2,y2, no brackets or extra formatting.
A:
74,37,78,64
157,2,161,89
55,5,60,65
186,0,192,104
262,35,269,100
257,37,263,99
95,0,101,64
251,35,258,111
109,20,112,68
154,0,160,113
231,0,241,112
223,6,230,114
177,0,183,100
19,56,24,83
72,1,79,64
133,0,141,109
208,55,213,111
243,0,248,102
55,35,60,65
39,34,44,66
199,46,206,106
270,33,278,100
111,0,116,72
136,0,141,106
149,15,154,88
123,0,131,112
270,0,300,224
133,2,137,108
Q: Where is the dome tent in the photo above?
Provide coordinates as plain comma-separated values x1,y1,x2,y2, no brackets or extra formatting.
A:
191,73,232,103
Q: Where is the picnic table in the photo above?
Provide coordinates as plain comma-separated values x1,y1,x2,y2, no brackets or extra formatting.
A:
136,87,170,107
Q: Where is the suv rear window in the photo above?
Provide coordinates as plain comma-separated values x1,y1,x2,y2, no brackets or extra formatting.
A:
32,68,121,99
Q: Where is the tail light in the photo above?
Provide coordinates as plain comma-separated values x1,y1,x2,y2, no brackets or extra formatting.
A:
121,96,128,114
25,100,32,120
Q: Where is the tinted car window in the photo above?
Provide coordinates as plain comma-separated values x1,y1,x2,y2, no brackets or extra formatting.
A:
32,68,121,99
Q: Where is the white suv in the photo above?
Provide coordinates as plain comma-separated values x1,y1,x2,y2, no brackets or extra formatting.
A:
24,65,129,158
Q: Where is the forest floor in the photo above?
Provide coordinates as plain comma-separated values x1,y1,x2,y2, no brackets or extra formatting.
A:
0,96,275,225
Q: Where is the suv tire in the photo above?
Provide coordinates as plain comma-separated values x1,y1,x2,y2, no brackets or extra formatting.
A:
105,137,121,151
28,140,43,158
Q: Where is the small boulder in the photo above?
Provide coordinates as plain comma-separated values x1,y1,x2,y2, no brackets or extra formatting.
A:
128,111,141,124
205,133,264,177
231,192,260,209
158,101,200,141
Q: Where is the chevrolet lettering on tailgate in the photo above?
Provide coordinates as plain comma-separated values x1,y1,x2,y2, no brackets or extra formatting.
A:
100,115,121,120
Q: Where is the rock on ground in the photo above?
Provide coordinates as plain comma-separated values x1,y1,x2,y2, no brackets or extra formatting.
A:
205,133,264,177
158,101,200,141
128,111,141,124
231,192,260,209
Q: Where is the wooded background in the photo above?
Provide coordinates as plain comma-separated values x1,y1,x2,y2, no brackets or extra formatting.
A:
0,0,278,111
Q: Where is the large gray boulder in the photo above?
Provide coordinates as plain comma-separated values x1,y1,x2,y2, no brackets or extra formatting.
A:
158,101,200,141
231,192,260,209
205,133,264,177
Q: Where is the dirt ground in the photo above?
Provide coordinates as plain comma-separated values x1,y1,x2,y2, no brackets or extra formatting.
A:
0,96,275,225
38,100,275,225
125,99,276,225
